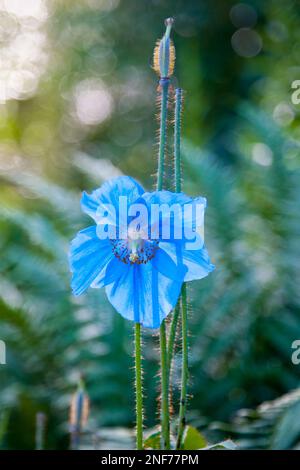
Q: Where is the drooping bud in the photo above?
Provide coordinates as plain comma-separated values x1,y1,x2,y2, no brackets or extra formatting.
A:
153,18,175,79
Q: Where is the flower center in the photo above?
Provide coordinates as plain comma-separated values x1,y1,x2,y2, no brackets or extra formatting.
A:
111,228,159,264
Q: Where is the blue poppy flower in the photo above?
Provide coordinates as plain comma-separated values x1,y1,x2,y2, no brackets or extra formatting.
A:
69,176,214,328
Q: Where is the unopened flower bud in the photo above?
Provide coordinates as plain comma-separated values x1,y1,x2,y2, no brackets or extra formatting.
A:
69,377,89,431
153,17,175,79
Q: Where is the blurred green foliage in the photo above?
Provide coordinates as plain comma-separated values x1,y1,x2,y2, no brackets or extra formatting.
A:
0,0,300,449
209,388,300,449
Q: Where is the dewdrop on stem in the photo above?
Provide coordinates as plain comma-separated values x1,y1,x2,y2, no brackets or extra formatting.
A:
153,17,176,80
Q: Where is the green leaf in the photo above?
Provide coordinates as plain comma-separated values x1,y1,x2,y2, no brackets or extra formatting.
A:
271,401,300,450
182,426,207,450
201,439,237,450
143,431,161,450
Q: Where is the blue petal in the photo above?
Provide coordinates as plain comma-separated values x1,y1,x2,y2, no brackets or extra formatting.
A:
99,255,129,287
139,191,206,243
69,226,114,296
81,176,144,222
158,240,215,282
105,262,183,328
152,246,187,281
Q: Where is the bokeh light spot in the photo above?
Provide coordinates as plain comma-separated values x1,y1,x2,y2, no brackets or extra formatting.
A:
230,3,257,28
74,79,113,126
3,0,48,21
252,143,273,166
231,28,262,58
273,102,294,126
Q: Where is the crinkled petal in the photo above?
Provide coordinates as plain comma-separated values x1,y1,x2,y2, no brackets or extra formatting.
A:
69,226,114,295
105,262,182,328
158,239,215,282
81,176,145,222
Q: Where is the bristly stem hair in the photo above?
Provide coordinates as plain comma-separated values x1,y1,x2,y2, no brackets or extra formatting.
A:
167,302,180,373
154,17,175,450
167,88,190,449
174,88,183,193
159,320,170,449
134,322,143,449
167,88,183,374
176,284,188,449
157,78,171,451
157,80,169,191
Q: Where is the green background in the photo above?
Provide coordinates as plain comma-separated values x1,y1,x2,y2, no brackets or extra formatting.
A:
0,0,300,449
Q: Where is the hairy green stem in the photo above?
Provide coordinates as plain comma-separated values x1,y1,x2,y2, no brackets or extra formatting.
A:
167,302,180,372
134,322,143,450
174,88,182,192
156,80,169,192
170,88,190,448
160,320,170,449
157,78,170,450
176,284,188,449
167,88,183,375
